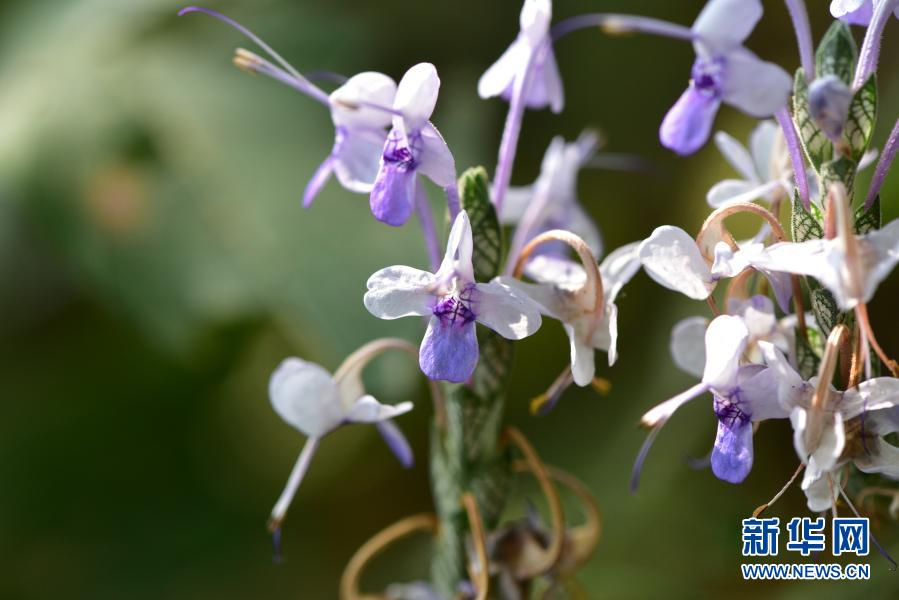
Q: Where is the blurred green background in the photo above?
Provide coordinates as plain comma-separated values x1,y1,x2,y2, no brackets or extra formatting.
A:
1,0,898,598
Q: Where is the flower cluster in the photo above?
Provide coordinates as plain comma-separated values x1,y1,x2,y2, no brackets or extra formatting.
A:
182,0,899,594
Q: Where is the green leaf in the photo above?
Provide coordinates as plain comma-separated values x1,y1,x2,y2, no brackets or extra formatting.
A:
820,155,858,198
796,327,822,380
791,190,824,242
843,74,877,162
810,283,840,334
815,21,858,85
793,69,832,172
854,196,881,235
457,167,503,282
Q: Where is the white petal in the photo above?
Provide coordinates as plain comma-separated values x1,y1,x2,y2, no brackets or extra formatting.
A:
330,72,397,130
599,242,642,303
269,358,344,438
521,255,587,287
520,0,552,44
639,225,714,300
702,315,749,389
722,49,792,117
791,406,810,461
758,341,807,409
332,130,387,192
859,147,879,171
810,410,845,473
830,0,868,19
752,239,853,308
714,131,757,181
749,120,779,180
437,211,475,283
693,0,762,54
670,316,709,378
854,437,899,478
395,63,440,129
841,377,899,418
494,276,565,319
591,303,619,365
499,184,534,225
564,322,595,386
478,41,523,100
345,395,413,423
706,179,756,208
740,367,790,421
861,219,899,303
364,266,436,319
803,469,840,512
532,48,565,114
416,123,456,187
473,280,542,339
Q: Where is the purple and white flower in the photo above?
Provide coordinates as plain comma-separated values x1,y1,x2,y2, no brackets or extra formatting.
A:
831,0,899,26
267,357,413,528
759,342,899,510
635,315,789,487
638,225,794,311
364,211,542,382
707,121,794,208
503,131,603,268
660,0,792,155
499,242,641,386
478,0,564,113
370,63,457,226
303,72,397,207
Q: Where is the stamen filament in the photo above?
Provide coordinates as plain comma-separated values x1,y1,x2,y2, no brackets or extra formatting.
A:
233,48,330,105
866,117,899,208
856,302,899,377
551,13,695,42
753,462,805,517
268,437,320,531
774,107,811,209
784,0,815,82
179,7,330,105
530,367,575,416
854,0,899,89
838,481,898,569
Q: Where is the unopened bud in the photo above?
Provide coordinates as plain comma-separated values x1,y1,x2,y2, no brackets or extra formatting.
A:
808,75,852,144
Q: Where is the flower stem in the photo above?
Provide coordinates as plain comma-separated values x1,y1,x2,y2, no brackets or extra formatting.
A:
866,117,899,208
774,106,811,209
415,181,442,271
491,45,540,217
784,0,815,82
854,0,899,89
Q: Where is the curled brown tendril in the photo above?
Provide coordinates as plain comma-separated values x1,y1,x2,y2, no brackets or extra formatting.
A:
461,493,489,600
339,513,439,600
752,463,805,517
502,427,566,579
695,201,807,339
513,460,603,573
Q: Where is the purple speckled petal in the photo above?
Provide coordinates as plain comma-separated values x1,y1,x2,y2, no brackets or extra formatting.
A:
710,418,754,483
660,86,721,156
376,419,414,469
419,316,478,383
370,161,416,226
302,155,335,208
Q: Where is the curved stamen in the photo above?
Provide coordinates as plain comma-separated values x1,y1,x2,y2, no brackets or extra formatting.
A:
697,201,808,338
866,117,899,208
461,493,489,600
854,0,899,89
512,230,604,316
179,7,330,104
856,302,899,377
339,513,439,600
752,462,805,517
838,483,898,570
551,13,695,42
333,337,447,429
502,427,565,578
268,437,321,534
